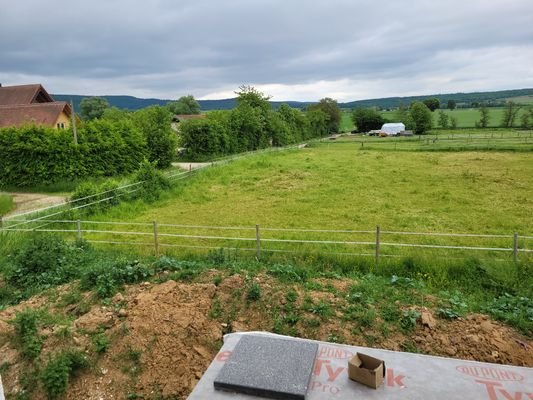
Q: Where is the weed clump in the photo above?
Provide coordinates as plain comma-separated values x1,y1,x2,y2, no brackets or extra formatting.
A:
11,308,43,359
80,258,153,299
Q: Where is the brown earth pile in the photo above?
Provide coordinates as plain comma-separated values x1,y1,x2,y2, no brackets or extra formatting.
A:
0,274,531,399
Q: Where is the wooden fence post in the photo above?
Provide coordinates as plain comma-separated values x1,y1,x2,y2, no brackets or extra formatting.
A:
256,224,261,259
76,220,82,240
513,233,518,263
153,221,160,257
375,225,380,266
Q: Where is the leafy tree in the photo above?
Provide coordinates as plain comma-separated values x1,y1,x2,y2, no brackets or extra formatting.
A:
520,109,533,130
235,85,271,113
437,110,449,129
79,97,110,120
101,107,130,122
308,98,341,133
351,108,385,132
476,104,490,128
501,101,521,128
132,106,177,168
447,100,457,110
520,112,530,130
450,116,458,129
277,104,307,142
167,95,201,115
423,98,440,112
228,103,268,152
409,102,432,134
267,112,292,146
306,109,329,137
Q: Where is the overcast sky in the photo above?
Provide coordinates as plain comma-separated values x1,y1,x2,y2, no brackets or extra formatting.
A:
1,0,532,102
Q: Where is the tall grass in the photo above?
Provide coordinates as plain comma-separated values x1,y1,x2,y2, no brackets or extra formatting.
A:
0,193,14,216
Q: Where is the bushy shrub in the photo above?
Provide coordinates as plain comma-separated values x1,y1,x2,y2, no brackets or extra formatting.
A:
41,350,89,400
70,180,121,215
132,160,170,202
6,235,83,290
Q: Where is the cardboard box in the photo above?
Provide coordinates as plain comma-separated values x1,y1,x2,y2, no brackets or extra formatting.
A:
348,353,386,389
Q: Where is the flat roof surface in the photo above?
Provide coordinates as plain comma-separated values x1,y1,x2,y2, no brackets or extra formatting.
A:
188,332,533,400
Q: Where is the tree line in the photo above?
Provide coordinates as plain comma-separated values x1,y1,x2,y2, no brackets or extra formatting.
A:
179,87,339,159
352,99,533,133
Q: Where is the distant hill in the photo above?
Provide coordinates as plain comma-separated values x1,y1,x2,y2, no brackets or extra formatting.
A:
340,88,533,110
53,88,533,113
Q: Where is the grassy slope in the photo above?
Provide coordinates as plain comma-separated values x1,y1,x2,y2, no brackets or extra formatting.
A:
100,144,532,235
0,193,14,216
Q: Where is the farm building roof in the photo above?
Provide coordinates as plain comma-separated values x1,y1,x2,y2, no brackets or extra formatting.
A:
380,122,405,135
0,84,54,105
0,102,72,128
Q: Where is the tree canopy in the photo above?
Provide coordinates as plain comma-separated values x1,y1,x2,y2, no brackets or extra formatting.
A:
476,104,490,128
167,95,201,115
79,97,110,120
423,98,440,112
409,102,432,134
447,100,457,110
308,98,341,133
351,108,385,132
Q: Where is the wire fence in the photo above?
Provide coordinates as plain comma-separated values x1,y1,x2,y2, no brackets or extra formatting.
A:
323,131,533,151
1,218,531,265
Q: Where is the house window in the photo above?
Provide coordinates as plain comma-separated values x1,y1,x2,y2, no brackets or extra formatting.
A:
57,122,65,129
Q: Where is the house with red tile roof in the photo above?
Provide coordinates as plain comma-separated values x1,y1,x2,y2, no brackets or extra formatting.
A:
0,84,77,129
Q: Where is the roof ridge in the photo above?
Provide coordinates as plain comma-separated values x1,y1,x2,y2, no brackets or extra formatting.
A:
0,101,67,108
0,83,42,89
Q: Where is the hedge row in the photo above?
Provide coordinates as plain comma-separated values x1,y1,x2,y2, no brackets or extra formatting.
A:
179,103,330,160
0,106,176,187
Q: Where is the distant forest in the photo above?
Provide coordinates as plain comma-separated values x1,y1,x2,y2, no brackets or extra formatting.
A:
54,87,533,112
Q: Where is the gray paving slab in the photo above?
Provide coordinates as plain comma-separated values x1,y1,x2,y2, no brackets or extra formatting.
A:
214,335,318,400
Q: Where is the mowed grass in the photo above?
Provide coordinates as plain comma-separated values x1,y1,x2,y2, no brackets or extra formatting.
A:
98,144,532,235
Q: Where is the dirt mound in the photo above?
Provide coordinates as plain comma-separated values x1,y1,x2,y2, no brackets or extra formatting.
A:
0,274,531,399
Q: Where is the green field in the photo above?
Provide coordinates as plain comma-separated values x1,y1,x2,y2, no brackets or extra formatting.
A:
41,136,526,269
97,144,532,232
340,107,532,131
381,107,530,129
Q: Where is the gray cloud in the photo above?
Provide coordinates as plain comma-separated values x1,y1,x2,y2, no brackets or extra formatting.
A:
1,0,532,101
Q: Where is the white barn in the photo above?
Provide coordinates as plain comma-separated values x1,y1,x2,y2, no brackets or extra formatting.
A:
380,123,405,136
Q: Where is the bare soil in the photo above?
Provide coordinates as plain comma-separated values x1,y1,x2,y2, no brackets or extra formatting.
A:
0,273,531,399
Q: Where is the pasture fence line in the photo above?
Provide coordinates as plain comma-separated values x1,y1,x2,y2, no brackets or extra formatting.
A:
1,219,531,265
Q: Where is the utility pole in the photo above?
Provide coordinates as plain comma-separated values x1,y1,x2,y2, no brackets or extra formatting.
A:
70,100,78,145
